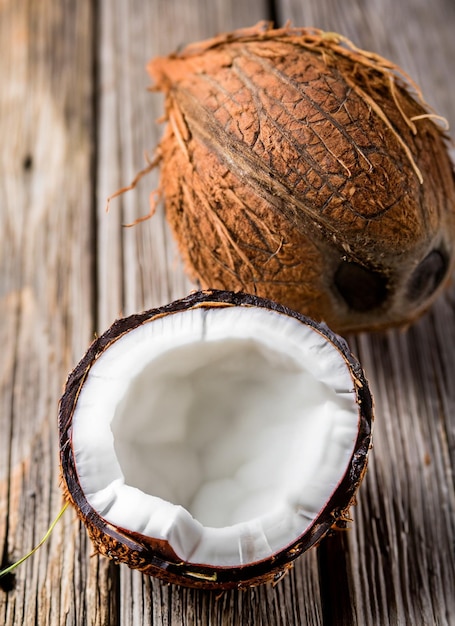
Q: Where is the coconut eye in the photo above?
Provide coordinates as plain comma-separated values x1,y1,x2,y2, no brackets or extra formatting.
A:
334,261,388,312
407,249,448,302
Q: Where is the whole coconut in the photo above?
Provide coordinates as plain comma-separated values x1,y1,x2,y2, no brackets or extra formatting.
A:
130,22,455,333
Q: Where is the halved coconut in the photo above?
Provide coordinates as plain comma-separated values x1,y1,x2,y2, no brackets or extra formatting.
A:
59,290,372,589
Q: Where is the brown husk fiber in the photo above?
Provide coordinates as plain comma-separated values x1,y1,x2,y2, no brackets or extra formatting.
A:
126,22,455,333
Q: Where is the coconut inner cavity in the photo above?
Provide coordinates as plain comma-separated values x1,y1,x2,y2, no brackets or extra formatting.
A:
72,306,359,567
113,338,330,527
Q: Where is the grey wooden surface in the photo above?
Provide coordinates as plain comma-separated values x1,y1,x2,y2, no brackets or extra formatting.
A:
1,0,454,624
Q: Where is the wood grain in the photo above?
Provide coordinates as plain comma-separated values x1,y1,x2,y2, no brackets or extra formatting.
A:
0,1,101,624
1,0,454,624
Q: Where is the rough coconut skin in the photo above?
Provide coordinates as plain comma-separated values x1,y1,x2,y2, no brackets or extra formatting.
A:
141,22,455,333
59,290,373,589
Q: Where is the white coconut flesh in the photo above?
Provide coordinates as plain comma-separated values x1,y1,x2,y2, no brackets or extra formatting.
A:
72,305,360,567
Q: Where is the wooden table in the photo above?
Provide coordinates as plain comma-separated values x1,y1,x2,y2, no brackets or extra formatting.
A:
1,1,454,624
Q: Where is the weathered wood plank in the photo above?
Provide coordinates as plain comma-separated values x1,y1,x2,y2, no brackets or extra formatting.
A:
274,1,455,623
0,2,110,625
96,1,323,624
346,320,455,624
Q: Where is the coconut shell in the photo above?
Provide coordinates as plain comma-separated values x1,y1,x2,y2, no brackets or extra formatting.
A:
59,290,373,589
142,22,455,333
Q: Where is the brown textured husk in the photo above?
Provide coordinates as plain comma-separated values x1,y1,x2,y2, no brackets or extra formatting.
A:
59,290,373,589
143,22,455,333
